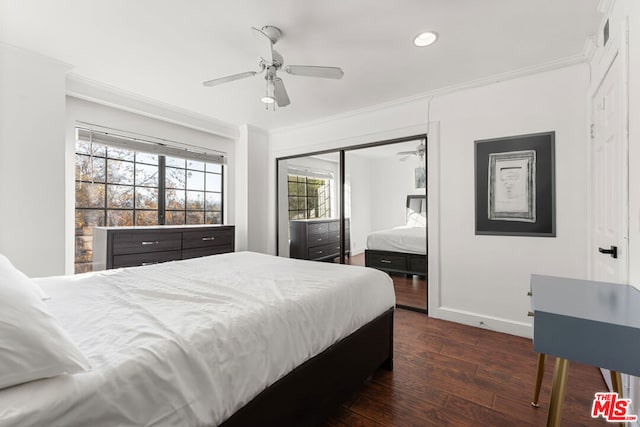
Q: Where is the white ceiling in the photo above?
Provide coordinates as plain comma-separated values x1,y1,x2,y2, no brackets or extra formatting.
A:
0,0,601,131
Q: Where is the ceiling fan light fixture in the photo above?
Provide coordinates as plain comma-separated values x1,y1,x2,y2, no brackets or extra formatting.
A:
261,78,276,105
413,31,438,47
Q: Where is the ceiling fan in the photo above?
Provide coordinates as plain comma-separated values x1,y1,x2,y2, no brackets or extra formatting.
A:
202,25,344,108
397,140,426,161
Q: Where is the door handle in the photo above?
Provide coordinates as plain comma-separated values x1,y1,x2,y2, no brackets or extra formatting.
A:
598,245,618,259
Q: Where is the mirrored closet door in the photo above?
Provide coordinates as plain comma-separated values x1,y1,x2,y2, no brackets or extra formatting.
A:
277,152,343,262
276,135,427,311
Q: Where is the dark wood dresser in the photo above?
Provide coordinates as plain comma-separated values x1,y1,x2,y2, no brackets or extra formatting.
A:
92,225,235,270
289,218,350,261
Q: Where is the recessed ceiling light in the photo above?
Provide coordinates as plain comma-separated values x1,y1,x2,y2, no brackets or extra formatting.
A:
413,31,438,47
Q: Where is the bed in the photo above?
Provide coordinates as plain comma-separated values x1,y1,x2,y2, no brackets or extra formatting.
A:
0,251,395,427
365,195,427,277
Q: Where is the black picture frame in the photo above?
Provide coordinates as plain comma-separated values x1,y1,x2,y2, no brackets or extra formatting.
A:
475,131,555,237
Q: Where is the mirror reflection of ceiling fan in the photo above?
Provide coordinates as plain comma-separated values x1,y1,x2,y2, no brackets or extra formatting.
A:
397,140,426,161
202,25,344,108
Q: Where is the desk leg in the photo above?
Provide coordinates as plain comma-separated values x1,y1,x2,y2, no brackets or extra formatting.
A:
532,353,546,407
611,370,623,396
547,358,569,427
610,371,624,427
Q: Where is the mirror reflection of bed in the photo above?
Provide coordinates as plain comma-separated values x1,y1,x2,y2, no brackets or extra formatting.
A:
363,195,426,305
344,141,427,311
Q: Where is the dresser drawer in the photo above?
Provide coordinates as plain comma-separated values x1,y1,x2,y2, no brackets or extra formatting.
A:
112,232,182,255
367,253,407,271
182,245,233,260
307,222,329,235
328,230,342,243
308,232,329,245
112,250,182,268
183,228,234,249
308,243,338,260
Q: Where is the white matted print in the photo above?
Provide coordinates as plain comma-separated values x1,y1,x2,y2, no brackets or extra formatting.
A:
488,150,535,222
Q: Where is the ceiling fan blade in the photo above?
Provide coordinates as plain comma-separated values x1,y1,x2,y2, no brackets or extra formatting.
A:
273,78,290,107
251,26,274,64
203,71,257,87
284,65,344,79
396,151,416,155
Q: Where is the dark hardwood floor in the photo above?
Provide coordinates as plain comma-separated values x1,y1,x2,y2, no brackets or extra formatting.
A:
347,253,427,310
323,309,607,426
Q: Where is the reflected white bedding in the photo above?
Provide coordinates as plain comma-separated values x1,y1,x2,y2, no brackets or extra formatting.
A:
0,251,394,427
366,226,427,255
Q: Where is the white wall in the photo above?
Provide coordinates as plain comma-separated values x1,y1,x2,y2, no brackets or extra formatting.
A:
66,97,236,272
245,125,269,253
0,44,69,276
344,153,372,254
270,63,590,338
368,156,424,231
431,65,589,334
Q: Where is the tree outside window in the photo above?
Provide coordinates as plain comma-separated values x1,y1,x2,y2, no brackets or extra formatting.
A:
75,140,224,273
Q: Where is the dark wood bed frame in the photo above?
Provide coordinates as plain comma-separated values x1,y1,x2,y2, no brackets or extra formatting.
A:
220,307,394,427
364,195,427,277
365,248,427,277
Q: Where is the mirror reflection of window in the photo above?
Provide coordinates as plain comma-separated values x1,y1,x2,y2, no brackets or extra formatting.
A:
287,173,332,220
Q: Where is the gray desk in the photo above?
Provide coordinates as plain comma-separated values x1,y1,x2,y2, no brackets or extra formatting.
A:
530,275,640,426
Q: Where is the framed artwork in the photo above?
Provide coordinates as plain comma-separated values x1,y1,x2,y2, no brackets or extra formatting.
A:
415,167,426,189
475,131,555,236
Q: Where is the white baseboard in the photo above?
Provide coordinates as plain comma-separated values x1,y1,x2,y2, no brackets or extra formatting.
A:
350,247,365,256
429,306,533,339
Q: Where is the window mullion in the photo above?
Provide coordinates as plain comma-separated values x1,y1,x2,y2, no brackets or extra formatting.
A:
158,156,166,225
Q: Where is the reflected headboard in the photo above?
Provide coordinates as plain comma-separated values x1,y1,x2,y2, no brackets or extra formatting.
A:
406,195,426,226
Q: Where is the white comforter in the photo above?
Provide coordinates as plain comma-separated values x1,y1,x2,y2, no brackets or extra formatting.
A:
366,226,427,255
0,251,394,427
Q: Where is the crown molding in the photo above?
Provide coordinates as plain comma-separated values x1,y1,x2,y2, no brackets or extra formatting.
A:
66,73,240,140
583,37,598,63
0,42,73,71
271,53,588,138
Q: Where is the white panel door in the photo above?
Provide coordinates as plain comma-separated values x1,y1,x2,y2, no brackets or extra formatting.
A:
590,53,627,284
590,51,638,421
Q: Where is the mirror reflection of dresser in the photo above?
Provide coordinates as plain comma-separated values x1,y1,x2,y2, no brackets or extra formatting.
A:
289,218,350,261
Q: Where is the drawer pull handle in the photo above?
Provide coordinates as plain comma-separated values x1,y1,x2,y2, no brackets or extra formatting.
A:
318,251,323,254
141,241,159,245
141,262,159,266
201,237,216,241
380,259,392,264
317,238,323,241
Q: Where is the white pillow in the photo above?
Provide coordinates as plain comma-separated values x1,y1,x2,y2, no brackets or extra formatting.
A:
406,212,426,227
0,255,49,300
0,255,90,390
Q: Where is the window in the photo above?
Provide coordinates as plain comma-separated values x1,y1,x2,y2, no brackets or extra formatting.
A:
287,174,331,220
75,129,225,274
